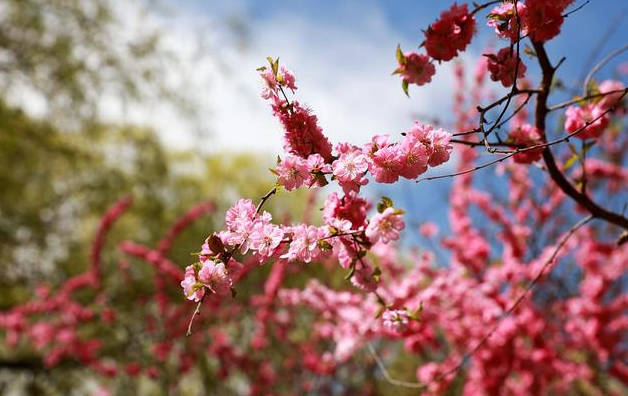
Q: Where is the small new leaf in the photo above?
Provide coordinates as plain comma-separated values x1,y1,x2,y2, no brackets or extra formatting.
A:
345,262,356,280
377,196,394,213
396,44,406,65
401,79,409,97
563,154,579,171
208,234,225,255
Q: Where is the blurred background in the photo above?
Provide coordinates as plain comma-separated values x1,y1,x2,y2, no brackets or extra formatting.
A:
1,0,627,395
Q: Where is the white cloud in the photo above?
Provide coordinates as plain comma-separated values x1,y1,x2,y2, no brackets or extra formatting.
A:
9,0,477,163
101,0,479,165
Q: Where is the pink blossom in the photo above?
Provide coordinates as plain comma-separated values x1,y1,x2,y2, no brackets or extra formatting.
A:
249,222,284,258
275,155,310,191
425,3,476,61
181,265,204,302
382,309,410,333
419,222,439,238
365,207,405,244
224,198,257,251
396,51,436,86
198,260,232,296
274,102,333,162
279,66,297,91
350,265,379,292
332,148,369,192
427,127,453,167
565,104,610,139
509,124,543,164
597,80,625,111
225,199,256,231
398,124,431,179
322,192,370,230
522,0,564,42
260,69,278,100
282,225,329,263
364,134,391,155
369,145,402,183
306,153,331,188
487,2,526,42
260,65,297,99
486,47,527,87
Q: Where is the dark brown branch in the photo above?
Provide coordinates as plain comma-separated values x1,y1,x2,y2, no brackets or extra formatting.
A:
533,41,628,231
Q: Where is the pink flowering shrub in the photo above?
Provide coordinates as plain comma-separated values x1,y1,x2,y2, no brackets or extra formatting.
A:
3,1,628,395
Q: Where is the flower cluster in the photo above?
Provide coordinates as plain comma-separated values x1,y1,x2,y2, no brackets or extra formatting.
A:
399,1,577,92
424,3,476,62
394,48,436,93
487,0,574,44
486,47,527,87
509,123,543,164
565,103,610,140
180,59,454,305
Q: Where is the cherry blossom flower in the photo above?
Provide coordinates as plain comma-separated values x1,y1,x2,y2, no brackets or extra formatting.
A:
395,51,436,87
522,0,564,42
597,79,625,111
369,145,402,183
509,123,543,164
365,207,405,244
249,222,284,258
332,147,369,192
382,309,410,333
398,124,431,179
427,127,453,167
275,155,310,191
198,260,232,296
486,47,527,87
565,104,610,139
487,2,526,42
181,265,204,302
282,225,330,263
273,102,333,162
424,3,476,61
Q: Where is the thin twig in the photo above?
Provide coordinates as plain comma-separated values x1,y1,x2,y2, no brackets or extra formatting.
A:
367,342,426,389
548,87,628,111
186,296,205,336
583,43,628,96
367,216,592,390
576,9,627,86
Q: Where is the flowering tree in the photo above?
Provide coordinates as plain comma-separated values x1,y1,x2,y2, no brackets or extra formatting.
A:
3,0,628,395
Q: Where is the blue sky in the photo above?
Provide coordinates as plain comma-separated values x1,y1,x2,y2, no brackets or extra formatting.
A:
153,0,628,249
93,0,628,253
162,0,628,152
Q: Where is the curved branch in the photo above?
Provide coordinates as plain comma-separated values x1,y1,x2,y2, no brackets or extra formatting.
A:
533,41,628,231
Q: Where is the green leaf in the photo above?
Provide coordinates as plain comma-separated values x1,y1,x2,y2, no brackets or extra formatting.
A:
317,240,333,250
344,262,356,280
563,153,579,170
401,79,409,97
395,44,406,65
267,56,279,76
377,196,394,213
372,266,382,282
